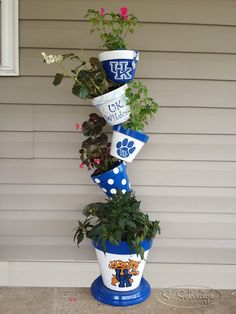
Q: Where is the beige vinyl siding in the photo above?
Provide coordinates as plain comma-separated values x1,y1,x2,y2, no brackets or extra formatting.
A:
0,0,236,287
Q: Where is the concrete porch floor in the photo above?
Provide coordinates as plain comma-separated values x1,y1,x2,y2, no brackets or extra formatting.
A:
0,288,235,314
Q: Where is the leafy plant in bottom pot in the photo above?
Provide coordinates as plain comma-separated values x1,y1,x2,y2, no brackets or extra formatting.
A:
41,52,130,126
110,81,158,162
74,191,160,305
79,113,131,197
86,7,140,84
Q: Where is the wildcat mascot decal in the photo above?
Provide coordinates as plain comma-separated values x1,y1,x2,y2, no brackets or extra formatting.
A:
108,259,140,287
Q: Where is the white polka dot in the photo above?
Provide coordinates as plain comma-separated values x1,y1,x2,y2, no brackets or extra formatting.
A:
122,189,126,194
110,188,117,194
108,179,114,185
121,179,127,185
113,167,119,174
95,178,100,183
102,188,107,192
129,183,131,188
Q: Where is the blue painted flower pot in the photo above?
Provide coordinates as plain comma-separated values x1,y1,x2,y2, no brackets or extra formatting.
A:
91,239,152,306
91,162,131,198
98,50,139,83
110,124,149,162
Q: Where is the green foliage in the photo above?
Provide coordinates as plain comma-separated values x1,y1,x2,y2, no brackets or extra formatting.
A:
43,52,119,99
60,55,110,99
79,113,119,174
85,9,139,50
123,81,158,131
74,191,161,259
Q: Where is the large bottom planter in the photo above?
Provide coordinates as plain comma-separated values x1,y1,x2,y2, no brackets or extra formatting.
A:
111,124,149,162
91,84,130,126
91,161,131,198
91,240,152,306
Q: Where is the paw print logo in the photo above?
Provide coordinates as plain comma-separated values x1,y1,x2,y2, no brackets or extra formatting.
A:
116,138,136,158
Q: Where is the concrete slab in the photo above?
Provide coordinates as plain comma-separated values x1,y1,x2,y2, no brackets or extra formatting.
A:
0,287,235,314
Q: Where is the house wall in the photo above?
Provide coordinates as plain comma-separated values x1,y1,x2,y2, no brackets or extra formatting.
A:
0,0,236,287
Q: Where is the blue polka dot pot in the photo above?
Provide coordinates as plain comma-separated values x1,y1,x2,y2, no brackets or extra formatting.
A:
110,124,149,163
91,162,131,198
98,50,139,84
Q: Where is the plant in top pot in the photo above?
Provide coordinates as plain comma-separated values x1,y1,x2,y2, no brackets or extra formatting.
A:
41,52,130,126
110,81,158,162
74,191,160,306
79,113,131,197
86,7,140,83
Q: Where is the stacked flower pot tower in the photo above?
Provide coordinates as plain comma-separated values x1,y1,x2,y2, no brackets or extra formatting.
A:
42,7,160,307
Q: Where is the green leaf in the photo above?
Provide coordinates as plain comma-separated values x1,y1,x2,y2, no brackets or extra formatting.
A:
62,53,74,60
53,73,64,86
73,189,160,260
72,84,90,99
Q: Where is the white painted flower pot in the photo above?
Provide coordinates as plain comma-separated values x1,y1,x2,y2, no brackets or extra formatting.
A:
92,240,152,292
91,84,130,126
110,124,149,162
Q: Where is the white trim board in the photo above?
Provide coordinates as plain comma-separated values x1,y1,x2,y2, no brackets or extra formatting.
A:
1,261,236,289
0,0,19,76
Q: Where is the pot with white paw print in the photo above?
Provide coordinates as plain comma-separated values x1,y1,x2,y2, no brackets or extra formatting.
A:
91,161,131,198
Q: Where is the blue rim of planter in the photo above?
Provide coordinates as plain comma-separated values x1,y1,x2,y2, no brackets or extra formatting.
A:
91,161,127,181
92,239,152,254
91,275,151,306
113,124,149,143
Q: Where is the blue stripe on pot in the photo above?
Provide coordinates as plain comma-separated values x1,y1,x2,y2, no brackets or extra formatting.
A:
92,239,153,254
99,50,139,84
91,161,131,198
110,125,149,162
113,124,149,143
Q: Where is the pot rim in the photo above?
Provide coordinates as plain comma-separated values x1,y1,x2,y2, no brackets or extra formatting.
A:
92,239,152,254
99,50,139,62
91,161,126,180
113,124,149,143
91,84,128,104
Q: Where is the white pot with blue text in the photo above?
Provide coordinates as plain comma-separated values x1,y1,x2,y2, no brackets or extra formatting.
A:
110,124,149,163
91,84,130,126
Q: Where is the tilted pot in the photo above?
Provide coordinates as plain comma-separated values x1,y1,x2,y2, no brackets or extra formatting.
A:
110,124,149,163
99,50,139,84
91,161,131,198
91,84,130,126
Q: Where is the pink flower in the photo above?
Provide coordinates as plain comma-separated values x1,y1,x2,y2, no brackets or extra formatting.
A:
120,7,128,18
123,15,128,21
94,158,101,165
100,8,105,16
79,162,84,169
75,123,82,130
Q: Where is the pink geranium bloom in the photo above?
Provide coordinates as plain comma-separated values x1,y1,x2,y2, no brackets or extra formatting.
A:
94,158,101,165
79,162,84,169
120,7,128,18
75,123,82,130
100,8,105,16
